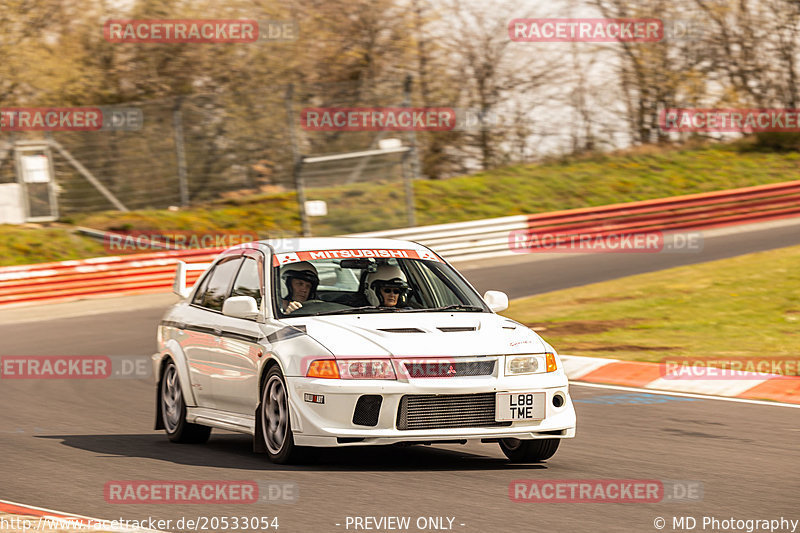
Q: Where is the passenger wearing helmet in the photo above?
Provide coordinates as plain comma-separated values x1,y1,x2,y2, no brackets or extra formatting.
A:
281,261,319,314
364,264,410,308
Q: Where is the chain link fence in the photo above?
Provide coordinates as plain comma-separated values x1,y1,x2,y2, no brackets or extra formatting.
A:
288,78,415,235
0,78,427,235
48,91,295,212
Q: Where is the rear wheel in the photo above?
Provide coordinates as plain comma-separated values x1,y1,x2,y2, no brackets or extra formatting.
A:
161,361,211,444
499,438,560,462
260,366,302,464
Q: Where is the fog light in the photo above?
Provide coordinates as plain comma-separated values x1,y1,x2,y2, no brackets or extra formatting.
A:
552,393,565,408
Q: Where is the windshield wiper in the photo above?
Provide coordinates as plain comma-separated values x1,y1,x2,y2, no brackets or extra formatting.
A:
311,306,402,316
399,304,485,313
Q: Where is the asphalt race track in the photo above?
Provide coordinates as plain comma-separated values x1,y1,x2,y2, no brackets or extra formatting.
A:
458,218,800,296
1,222,798,533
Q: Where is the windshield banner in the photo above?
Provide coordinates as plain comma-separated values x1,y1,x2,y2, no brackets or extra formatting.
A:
272,249,442,266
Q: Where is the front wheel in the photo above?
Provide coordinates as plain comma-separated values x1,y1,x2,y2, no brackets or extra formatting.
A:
500,438,560,462
260,367,303,464
161,360,211,444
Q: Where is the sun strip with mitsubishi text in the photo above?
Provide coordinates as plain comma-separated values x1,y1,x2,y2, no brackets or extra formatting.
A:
272,249,442,266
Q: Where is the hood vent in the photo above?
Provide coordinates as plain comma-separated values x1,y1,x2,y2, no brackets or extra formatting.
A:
377,327,425,333
437,326,477,332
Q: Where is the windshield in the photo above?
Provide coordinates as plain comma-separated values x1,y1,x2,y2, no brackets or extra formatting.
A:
272,251,488,317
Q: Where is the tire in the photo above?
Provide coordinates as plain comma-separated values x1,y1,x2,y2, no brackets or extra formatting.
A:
499,438,560,463
160,360,211,444
260,366,302,464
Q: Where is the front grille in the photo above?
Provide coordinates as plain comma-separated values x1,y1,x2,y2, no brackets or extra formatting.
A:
397,393,512,430
404,360,495,378
352,395,382,426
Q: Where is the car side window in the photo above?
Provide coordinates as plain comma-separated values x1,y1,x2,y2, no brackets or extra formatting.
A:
195,256,243,312
231,256,263,308
191,267,215,306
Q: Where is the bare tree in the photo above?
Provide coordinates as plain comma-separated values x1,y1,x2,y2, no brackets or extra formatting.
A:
435,0,567,169
592,0,712,144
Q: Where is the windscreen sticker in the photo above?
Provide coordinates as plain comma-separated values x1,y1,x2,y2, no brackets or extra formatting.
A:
272,249,442,266
274,252,300,265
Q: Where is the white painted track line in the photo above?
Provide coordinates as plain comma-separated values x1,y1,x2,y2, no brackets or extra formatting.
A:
570,381,800,408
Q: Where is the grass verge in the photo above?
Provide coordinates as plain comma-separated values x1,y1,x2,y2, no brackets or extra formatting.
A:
3,141,800,266
504,245,800,367
0,226,107,266
73,142,800,236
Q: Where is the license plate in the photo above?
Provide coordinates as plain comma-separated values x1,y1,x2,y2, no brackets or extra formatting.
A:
495,392,545,421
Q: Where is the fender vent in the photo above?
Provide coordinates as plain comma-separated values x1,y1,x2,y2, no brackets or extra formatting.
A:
437,327,476,332
377,328,425,333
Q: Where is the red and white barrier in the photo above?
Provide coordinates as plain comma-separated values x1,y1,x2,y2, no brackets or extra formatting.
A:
2,179,799,307
0,248,222,306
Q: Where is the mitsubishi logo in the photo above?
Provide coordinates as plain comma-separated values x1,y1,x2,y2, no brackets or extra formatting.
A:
447,364,456,375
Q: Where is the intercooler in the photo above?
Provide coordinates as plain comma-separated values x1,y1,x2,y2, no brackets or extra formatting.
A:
396,392,512,430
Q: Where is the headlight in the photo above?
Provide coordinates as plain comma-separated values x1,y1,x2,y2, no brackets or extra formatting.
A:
505,353,557,375
338,359,396,379
306,359,396,379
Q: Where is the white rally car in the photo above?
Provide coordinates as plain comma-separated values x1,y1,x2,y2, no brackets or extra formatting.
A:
153,238,576,464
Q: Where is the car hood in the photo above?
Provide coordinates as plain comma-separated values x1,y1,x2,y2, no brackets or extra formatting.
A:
281,312,548,357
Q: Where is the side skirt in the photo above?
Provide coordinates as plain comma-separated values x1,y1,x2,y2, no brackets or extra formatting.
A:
186,407,255,435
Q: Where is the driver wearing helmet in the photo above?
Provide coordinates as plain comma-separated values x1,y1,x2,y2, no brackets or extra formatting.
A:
281,261,319,314
364,264,411,308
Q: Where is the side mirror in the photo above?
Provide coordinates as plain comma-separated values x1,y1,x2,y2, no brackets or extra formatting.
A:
222,296,261,320
483,290,509,313
173,260,213,298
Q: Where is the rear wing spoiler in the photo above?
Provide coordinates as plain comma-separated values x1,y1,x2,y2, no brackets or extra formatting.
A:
173,261,213,298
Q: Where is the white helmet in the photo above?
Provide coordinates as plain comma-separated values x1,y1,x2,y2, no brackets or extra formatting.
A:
364,264,409,306
281,261,319,300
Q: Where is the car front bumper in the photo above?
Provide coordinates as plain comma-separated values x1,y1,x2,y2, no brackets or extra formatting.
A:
285,371,577,447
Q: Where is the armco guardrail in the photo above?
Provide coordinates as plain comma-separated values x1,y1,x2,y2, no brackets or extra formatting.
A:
352,180,800,261
0,180,799,307
0,248,221,306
